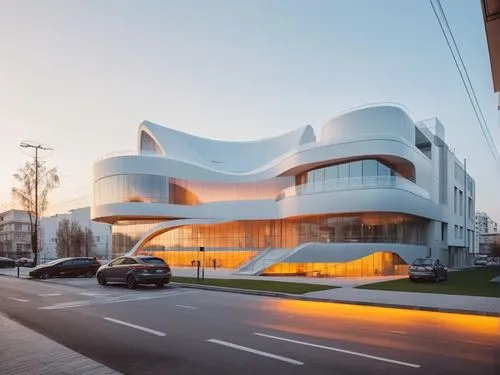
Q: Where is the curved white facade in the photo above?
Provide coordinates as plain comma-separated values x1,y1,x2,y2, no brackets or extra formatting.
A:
92,104,476,276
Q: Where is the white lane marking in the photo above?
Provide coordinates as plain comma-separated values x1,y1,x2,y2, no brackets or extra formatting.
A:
8,297,29,303
38,293,62,297
390,331,408,335
254,333,420,368
207,339,303,365
104,317,166,336
38,290,196,310
176,304,198,310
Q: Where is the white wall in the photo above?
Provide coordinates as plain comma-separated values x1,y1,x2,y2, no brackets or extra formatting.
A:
41,207,111,261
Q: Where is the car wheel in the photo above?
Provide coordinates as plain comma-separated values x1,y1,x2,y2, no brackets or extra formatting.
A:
85,271,93,278
42,272,51,279
442,272,448,281
126,275,137,289
434,274,440,283
155,282,165,288
97,273,107,286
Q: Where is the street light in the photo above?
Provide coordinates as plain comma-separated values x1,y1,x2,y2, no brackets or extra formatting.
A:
19,142,54,265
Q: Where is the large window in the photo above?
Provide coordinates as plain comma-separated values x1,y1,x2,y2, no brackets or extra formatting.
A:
295,158,415,187
169,177,294,206
94,174,168,205
262,252,408,277
117,213,428,268
94,174,294,206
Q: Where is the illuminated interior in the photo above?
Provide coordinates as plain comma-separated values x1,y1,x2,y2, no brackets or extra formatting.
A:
260,252,408,277
139,249,259,269
109,213,427,274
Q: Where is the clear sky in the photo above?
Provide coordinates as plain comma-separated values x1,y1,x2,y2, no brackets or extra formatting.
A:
0,0,499,220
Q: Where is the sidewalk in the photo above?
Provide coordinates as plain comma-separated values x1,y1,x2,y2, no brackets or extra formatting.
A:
303,288,500,316
0,314,121,375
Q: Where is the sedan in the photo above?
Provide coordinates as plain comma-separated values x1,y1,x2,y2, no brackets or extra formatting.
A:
29,257,101,279
0,257,15,268
96,256,172,289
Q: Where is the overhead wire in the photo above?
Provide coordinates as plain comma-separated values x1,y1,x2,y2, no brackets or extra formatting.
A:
429,0,500,166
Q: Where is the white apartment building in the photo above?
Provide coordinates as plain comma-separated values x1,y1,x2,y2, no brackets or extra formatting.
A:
0,209,33,259
40,207,111,262
475,212,498,253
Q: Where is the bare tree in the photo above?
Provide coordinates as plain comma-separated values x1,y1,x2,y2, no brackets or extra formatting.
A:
85,227,96,256
55,219,72,258
12,160,59,265
55,220,92,258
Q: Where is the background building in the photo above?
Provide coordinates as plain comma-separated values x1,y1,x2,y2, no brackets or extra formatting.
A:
40,207,111,262
0,209,33,259
92,104,476,276
475,211,497,252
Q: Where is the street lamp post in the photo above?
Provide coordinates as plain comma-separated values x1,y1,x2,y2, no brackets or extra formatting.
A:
19,142,53,266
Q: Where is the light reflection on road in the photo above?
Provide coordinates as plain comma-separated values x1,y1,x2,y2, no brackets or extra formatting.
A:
247,299,500,364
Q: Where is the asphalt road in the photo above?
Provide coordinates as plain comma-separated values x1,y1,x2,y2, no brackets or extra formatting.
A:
0,274,499,375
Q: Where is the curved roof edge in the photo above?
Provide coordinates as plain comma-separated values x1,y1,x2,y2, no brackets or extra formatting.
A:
137,121,317,173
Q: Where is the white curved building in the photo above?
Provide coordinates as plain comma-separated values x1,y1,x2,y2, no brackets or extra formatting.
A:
91,105,476,276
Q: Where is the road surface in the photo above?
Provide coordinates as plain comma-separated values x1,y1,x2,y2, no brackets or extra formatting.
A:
0,274,498,374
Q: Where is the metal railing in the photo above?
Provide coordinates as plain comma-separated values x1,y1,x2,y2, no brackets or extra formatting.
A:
276,176,430,200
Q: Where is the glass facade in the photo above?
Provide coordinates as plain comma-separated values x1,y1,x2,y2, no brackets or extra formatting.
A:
94,174,294,206
261,252,408,277
112,213,428,272
295,158,414,186
169,177,294,205
112,220,164,259
94,175,168,205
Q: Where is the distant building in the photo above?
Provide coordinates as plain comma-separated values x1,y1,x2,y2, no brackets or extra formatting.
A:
475,212,498,253
479,232,500,255
0,209,33,259
40,207,111,262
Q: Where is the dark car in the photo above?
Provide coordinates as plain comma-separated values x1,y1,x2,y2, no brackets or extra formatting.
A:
15,258,35,267
0,257,15,268
409,257,447,282
96,256,172,289
29,257,101,279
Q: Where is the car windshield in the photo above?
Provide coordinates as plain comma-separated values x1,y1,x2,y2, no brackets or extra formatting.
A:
45,260,61,266
140,257,165,265
412,258,434,266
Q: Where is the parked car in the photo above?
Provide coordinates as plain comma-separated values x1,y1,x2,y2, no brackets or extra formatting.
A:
409,257,447,282
0,257,15,268
96,256,172,289
15,258,35,267
29,257,101,279
474,258,488,266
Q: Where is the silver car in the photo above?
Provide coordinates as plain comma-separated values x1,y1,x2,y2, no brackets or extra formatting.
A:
409,257,447,282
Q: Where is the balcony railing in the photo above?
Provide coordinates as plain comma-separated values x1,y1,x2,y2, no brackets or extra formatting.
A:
276,176,430,201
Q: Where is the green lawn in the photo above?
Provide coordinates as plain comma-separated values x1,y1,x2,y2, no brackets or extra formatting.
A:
357,266,500,298
171,276,336,295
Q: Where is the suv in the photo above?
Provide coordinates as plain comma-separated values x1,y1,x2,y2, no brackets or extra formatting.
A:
29,257,101,279
409,257,447,282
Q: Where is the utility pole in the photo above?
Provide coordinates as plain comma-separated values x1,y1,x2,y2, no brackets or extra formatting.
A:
19,142,53,266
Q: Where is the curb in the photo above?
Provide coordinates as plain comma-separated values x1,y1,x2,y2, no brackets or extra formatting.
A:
170,282,500,318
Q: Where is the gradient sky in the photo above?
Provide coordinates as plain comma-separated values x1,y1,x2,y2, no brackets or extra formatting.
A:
0,0,499,220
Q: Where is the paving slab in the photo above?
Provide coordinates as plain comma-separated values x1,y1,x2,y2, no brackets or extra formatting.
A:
0,314,121,375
